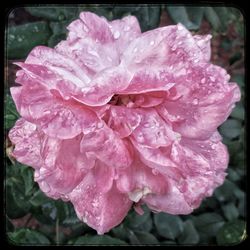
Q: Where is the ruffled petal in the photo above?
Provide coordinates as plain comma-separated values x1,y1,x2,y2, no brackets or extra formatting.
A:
122,23,207,69
131,108,177,148
24,46,91,84
10,79,98,139
143,179,193,214
158,64,241,139
193,34,212,61
80,123,133,168
34,134,95,200
69,162,132,234
109,15,141,55
116,156,168,202
8,118,44,168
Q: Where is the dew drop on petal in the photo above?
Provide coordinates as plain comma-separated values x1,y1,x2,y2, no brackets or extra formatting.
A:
41,181,51,193
152,169,159,175
192,98,199,105
210,76,215,82
114,31,120,39
150,41,155,46
133,47,138,52
201,78,206,84
124,26,131,31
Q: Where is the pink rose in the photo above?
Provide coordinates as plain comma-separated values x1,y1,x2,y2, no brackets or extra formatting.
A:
9,12,240,234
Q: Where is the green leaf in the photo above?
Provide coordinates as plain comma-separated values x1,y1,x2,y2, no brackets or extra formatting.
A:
25,7,78,21
4,94,19,130
48,21,68,47
231,74,244,87
204,7,222,31
6,177,31,218
124,206,152,231
154,213,183,240
166,6,204,30
216,220,246,245
7,22,51,59
219,119,241,139
20,166,35,196
227,168,241,182
230,103,245,120
214,180,237,202
8,228,51,245
133,231,159,245
72,235,127,245
192,213,225,237
62,203,81,226
178,220,199,245
222,203,239,221
6,216,14,232
111,224,129,241
29,190,51,207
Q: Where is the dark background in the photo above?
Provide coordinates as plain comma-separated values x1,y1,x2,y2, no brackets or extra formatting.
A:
4,4,245,246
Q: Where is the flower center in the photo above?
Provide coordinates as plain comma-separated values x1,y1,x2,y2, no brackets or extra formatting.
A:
108,94,136,107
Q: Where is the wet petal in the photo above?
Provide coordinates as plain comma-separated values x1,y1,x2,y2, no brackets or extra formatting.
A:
69,162,132,234
8,118,44,168
80,123,133,168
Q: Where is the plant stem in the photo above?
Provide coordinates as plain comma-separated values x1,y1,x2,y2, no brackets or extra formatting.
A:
56,217,60,245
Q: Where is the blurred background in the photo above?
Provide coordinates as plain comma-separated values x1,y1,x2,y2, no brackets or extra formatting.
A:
4,4,245,246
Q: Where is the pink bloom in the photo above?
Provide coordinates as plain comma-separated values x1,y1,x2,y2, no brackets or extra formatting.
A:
8,12,240,234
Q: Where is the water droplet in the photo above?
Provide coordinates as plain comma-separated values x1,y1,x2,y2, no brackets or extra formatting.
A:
133,47,138,52
124,26,131,31
152,169,159,175
43,110,51,115
137,133,144,143
201,78,206,84
177,24,184,31
64,96,70,100
172,45,177,51
210,76,215,82
192,98,199,105
17,37,23,42
211,144,216,149
226,74,230,81
83,25,89,32
194,59,199,63
9,34,15,40
41,181,50,192
34,172,40,178
114,31,120,39
150,41,155,45
34,26,39,32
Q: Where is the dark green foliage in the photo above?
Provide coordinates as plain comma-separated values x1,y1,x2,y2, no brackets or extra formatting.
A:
7,22,51,59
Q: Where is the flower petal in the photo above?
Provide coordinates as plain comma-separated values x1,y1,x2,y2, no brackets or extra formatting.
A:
69,162,132,234
10,79,98,139
8,118,44,168
158,64,241,139
35,134,95,199
80,123,133,168
194,34,212,61
143,182,193,215
109,15,141,54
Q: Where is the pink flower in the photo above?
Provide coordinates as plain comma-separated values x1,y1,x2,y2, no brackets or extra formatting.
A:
8,12,240,234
